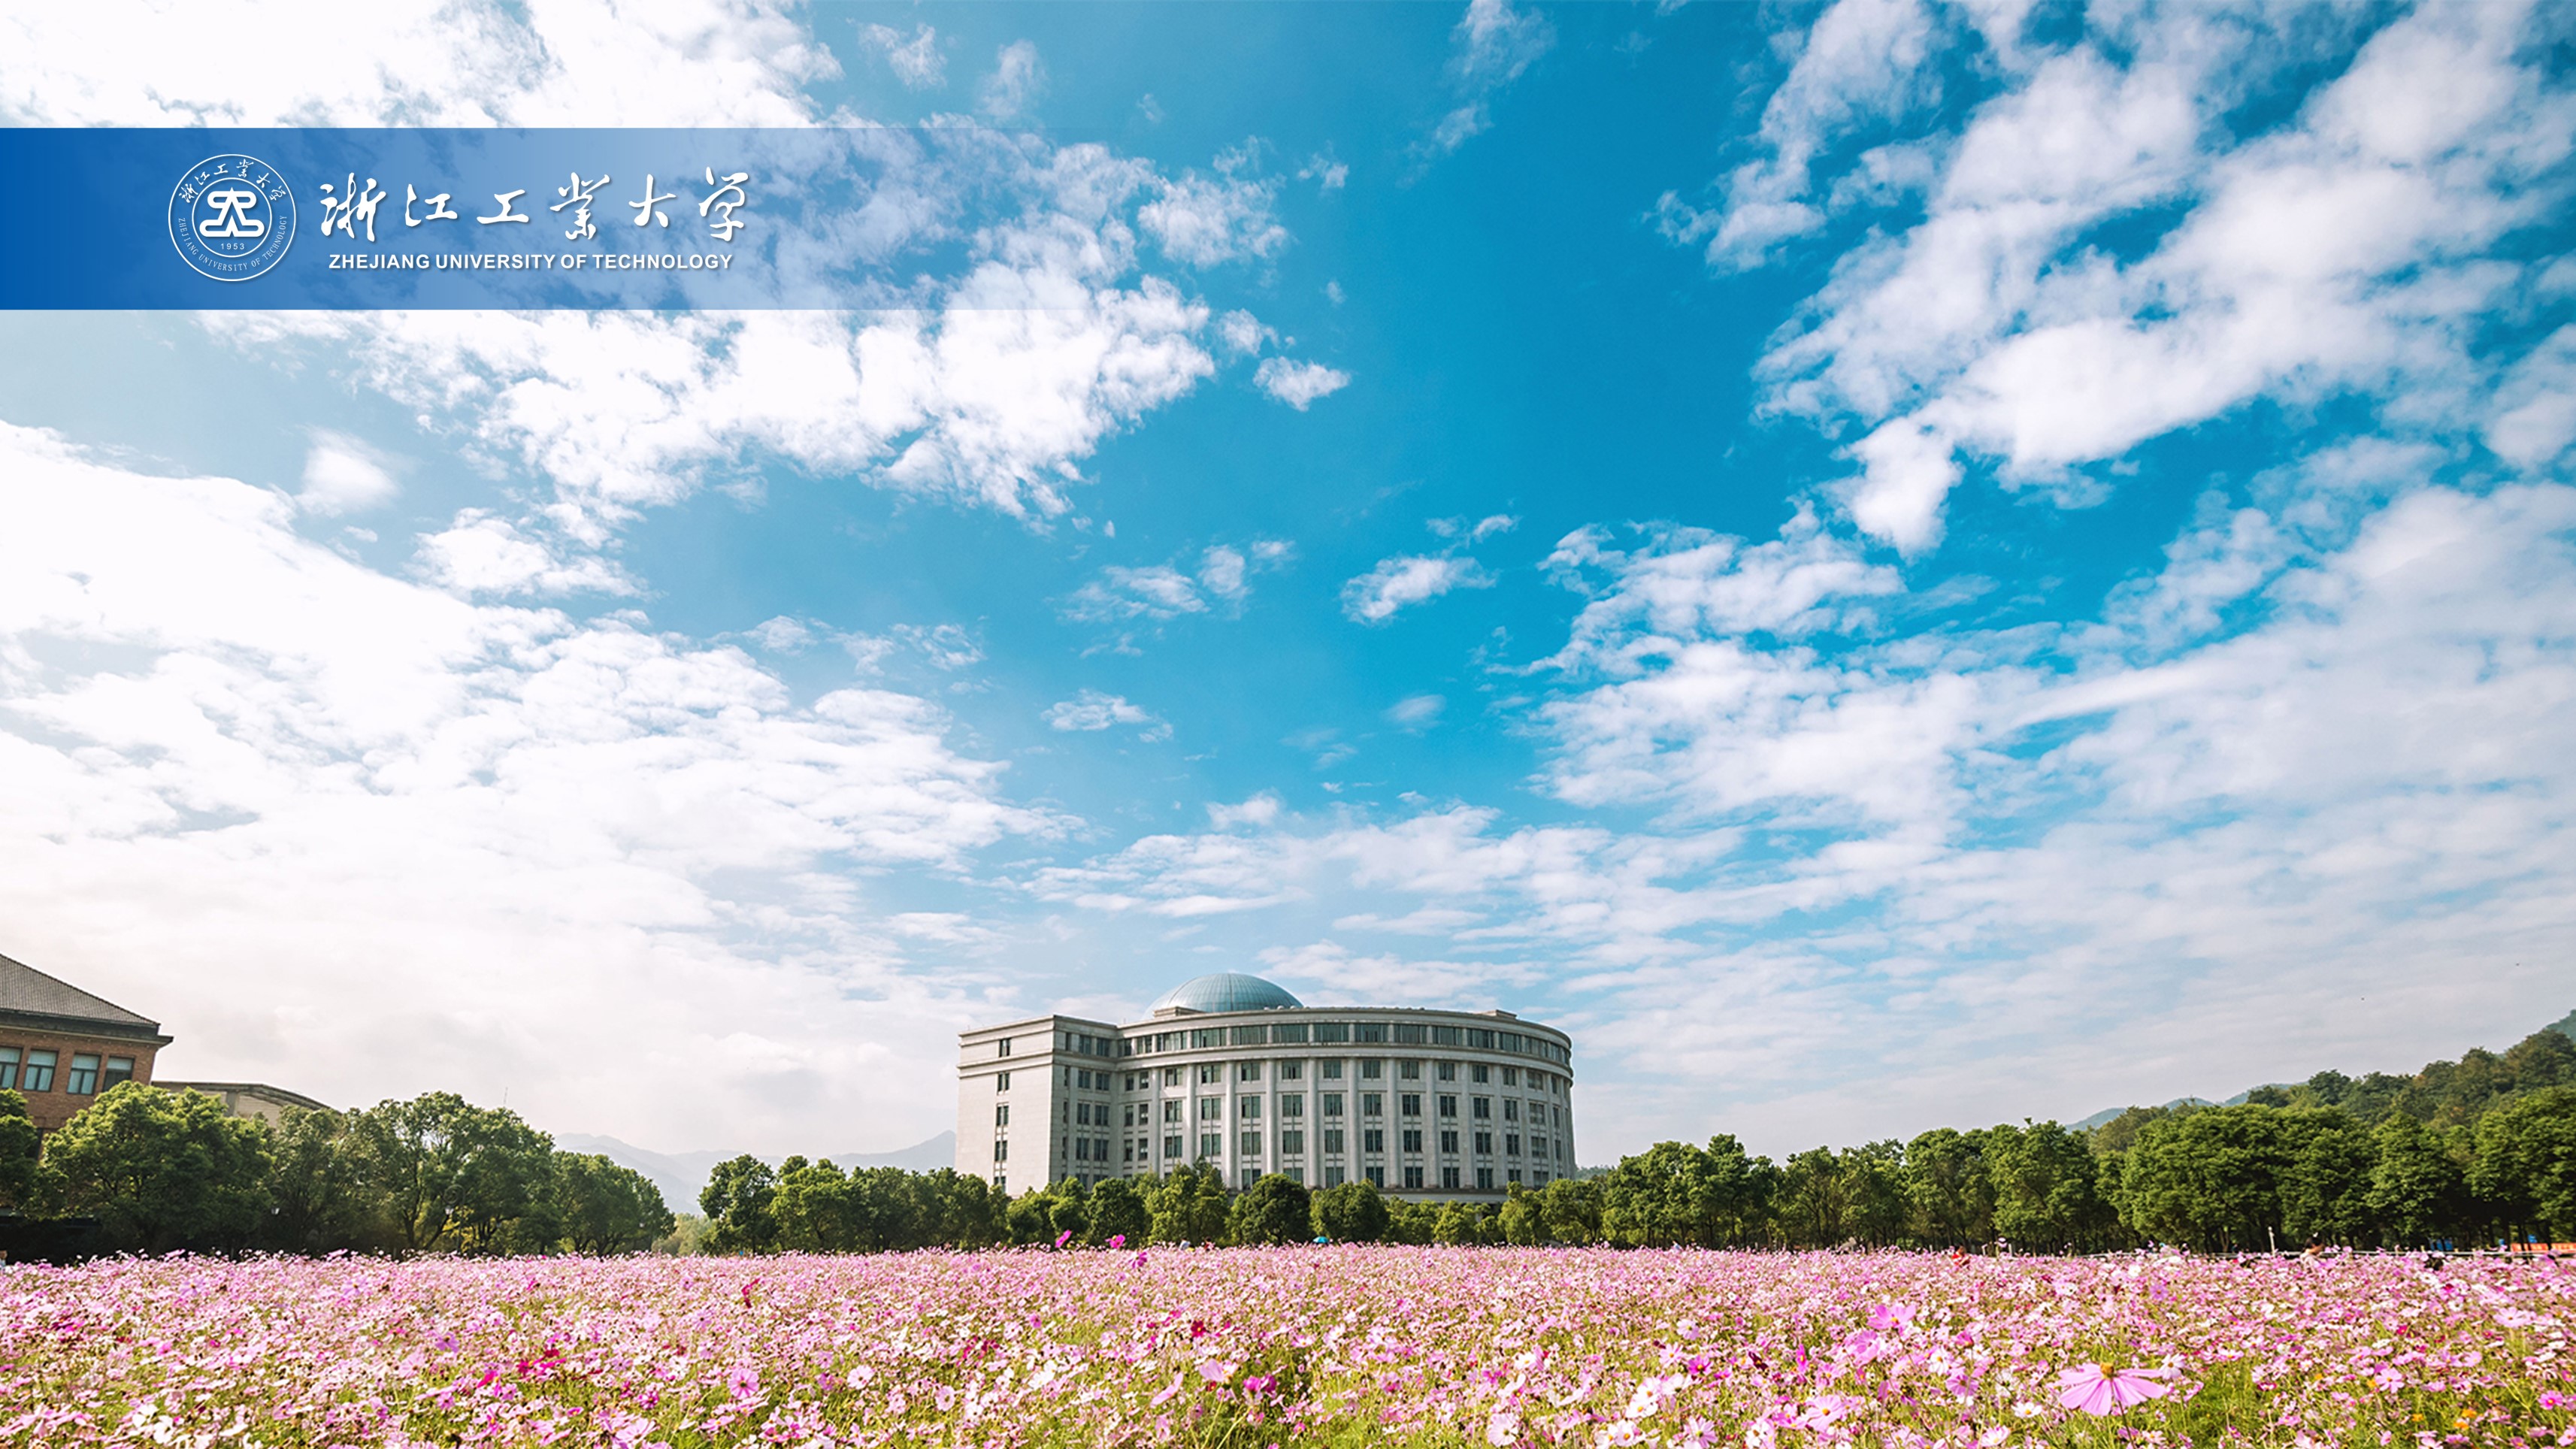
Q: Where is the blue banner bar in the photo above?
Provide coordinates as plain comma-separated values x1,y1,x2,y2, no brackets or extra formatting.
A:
0,129,978,309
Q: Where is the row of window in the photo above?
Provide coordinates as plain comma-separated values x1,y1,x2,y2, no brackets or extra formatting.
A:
1010,1060,1569,1094
0,1048,133,1097
1135,1129,1560,1160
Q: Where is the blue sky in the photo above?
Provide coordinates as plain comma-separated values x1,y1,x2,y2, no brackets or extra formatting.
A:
2,0,2571,1160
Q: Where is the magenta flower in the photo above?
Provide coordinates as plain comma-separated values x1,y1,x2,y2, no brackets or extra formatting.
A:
1109,1233,1128,1249
1053,1230,1074,1248
2053,1363,2175,1414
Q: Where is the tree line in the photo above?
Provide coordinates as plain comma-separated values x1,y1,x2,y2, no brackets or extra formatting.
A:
0,1082,673,1256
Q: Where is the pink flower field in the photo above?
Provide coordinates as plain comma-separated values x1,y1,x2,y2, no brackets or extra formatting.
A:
2,1248,2568,1448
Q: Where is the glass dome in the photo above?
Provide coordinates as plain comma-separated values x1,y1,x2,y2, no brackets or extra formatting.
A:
1149,971,1305,1013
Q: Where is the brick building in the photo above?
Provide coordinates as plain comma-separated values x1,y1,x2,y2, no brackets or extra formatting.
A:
0,951,171,1133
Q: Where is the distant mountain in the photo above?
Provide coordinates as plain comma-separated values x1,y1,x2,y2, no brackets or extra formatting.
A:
2070,1097,2214,1130
2550,1007,2576,1040
556,1131,958,1215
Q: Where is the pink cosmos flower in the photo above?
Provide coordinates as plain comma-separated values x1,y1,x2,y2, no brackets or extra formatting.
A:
1054,1230,1074,1248
2052,1363,2175,1414
1109,1234,1127,1249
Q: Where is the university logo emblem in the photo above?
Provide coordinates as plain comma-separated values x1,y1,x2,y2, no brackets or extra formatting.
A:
168,154,296,282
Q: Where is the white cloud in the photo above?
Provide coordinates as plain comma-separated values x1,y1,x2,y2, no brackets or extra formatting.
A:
1341,554,1493,624
1253,357,1352,410
1387,694,1447,730
1416,0,1554,161
979,39,1045,120
413,510,635,598
861,22,944,89
1207,793,1282,830
298,431,401,516
1140,172,1288,268
1061,540,1292,622
0,0,834,126
1686,1,2576,552
1217,310,1273,356
1042,688,1167,739
0,423,1056,1151
1299,153,1350,191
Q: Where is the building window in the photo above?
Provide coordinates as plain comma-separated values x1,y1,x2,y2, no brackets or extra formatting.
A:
1503,1100,1519,1122
1476,1167,1494,1190
1198,1063,1221,1084
1355,1023,1388,1044
1400,1094,1421,1117
1280,1094,1304,1118
1442,1166,1462,1190
1364,1128,1385,1154
1242,1168,1261,1189
993,1139,1009,1162
1285,1166,1304,1184
1238,1096,1261,1120
1502,1066,1520,1086
1200,1096,1220,1119
1282,1130,1304,1154
1076,1103,1093,1126
1321,1092,1343,1116
1362,1093,1383,1116
1325,1166,1346,1187
65,1054,99,1095
1401,1129,1423,1153
1532,1136,1547,1157
1432,1025,1463,1046
1240,1132,1261,1157
1279,1060,1303,1081
1395,1024,1427,1045
1403,1166,1425,1189
1231,1026,1267,1046
1321,1060,1343,1078
997,1037,1013,1058
1366,1166,1385,1187
1163,1100,1181,1123
1437,1095,1457,1118
0,1048,17,1091
1323,1129,1344,1153
1123,1141,1134,1163
1439,1130,1459,1154
1506,1133,1521,1156
997,1071,1011,1091
1533,1170,1550,1187
1166,1134,1184,1158
1315,1022,1352,1044
995,1104,1010,1127
1199,1133,1221,1159
1436,1060,1457,1081
1122,1104,1135,1127
1164,1066,1182,1086
1399,1060,1421,1080
23,1051,55,1094
1273,1023,1310,1044
1475,1131,1494,1154
1471,1063,1491,1084
1238,1061,1262,1082
1361,1060,1384,1079
1473,1097,1491,1119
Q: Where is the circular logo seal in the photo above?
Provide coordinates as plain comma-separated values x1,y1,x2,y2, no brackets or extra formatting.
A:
168,154,297,282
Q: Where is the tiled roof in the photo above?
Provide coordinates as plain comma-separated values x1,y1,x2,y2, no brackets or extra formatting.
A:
0,951,163,1033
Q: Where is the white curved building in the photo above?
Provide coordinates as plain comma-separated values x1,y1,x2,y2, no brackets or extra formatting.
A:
955,972,1576,1202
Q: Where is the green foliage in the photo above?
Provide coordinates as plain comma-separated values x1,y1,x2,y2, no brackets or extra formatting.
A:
1497,1182,1547,1245
1902,1127,1994,1247
44,1083,274,1252
0,1090,41,1214
344,1092,558,1255
2469,1084,2576,1239
259,1106,382,1253
2366,1113,2471,1244
1228,1172,1312,1245
1310,1178,1390,1242
1146,1163,1230,1244
1536,1175,1602,1244
557,1151,674,1254
1385,1195,1442,1245
1987,1121,2118,1252
1087,1175,1150,1245
1598,1136,1777,1248
699,1154,778,1254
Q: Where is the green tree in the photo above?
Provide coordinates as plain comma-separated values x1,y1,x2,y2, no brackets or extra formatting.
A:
2472,1084,2576,1240
1147,1163,1230,1244
1902,1127,1993,1248
1497,1181,1548,1245
44,1083,273,1253
0,1090,43,1214
1839,1142,1908,1247
699,1154,779,1254
1385,1196,1442,1245
1987,1121,2118,1251
2280,1115,2376,1246
1536,1175,1602,1244
1600,1141,1718,1248
260,1106,381,1253
1314,1178,1392,1242
557,1152,674,1254
2368,1113,2471,1245
1775,1148,1851,1248
1088,1175,1151,1245
770,1157,849,1252
347,1093,559,1254
1228,1173,1312,1245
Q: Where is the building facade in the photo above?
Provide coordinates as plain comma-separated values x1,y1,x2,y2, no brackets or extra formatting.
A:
0,951,171,1133
956,973,1575,1201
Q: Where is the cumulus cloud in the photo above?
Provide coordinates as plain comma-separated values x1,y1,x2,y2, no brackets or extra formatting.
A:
1061,540,1293,622
1341,555,1492,625
0,424,1058,1152
1673,1,2576,553
1140,169,1288,267
1386,694,1447,730
1042,688,1168,739
413,510,636,597
1252,357,1351,410
1417,0,1554,161
979,39,1045,120
861,22,943,89
298,431,402,516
